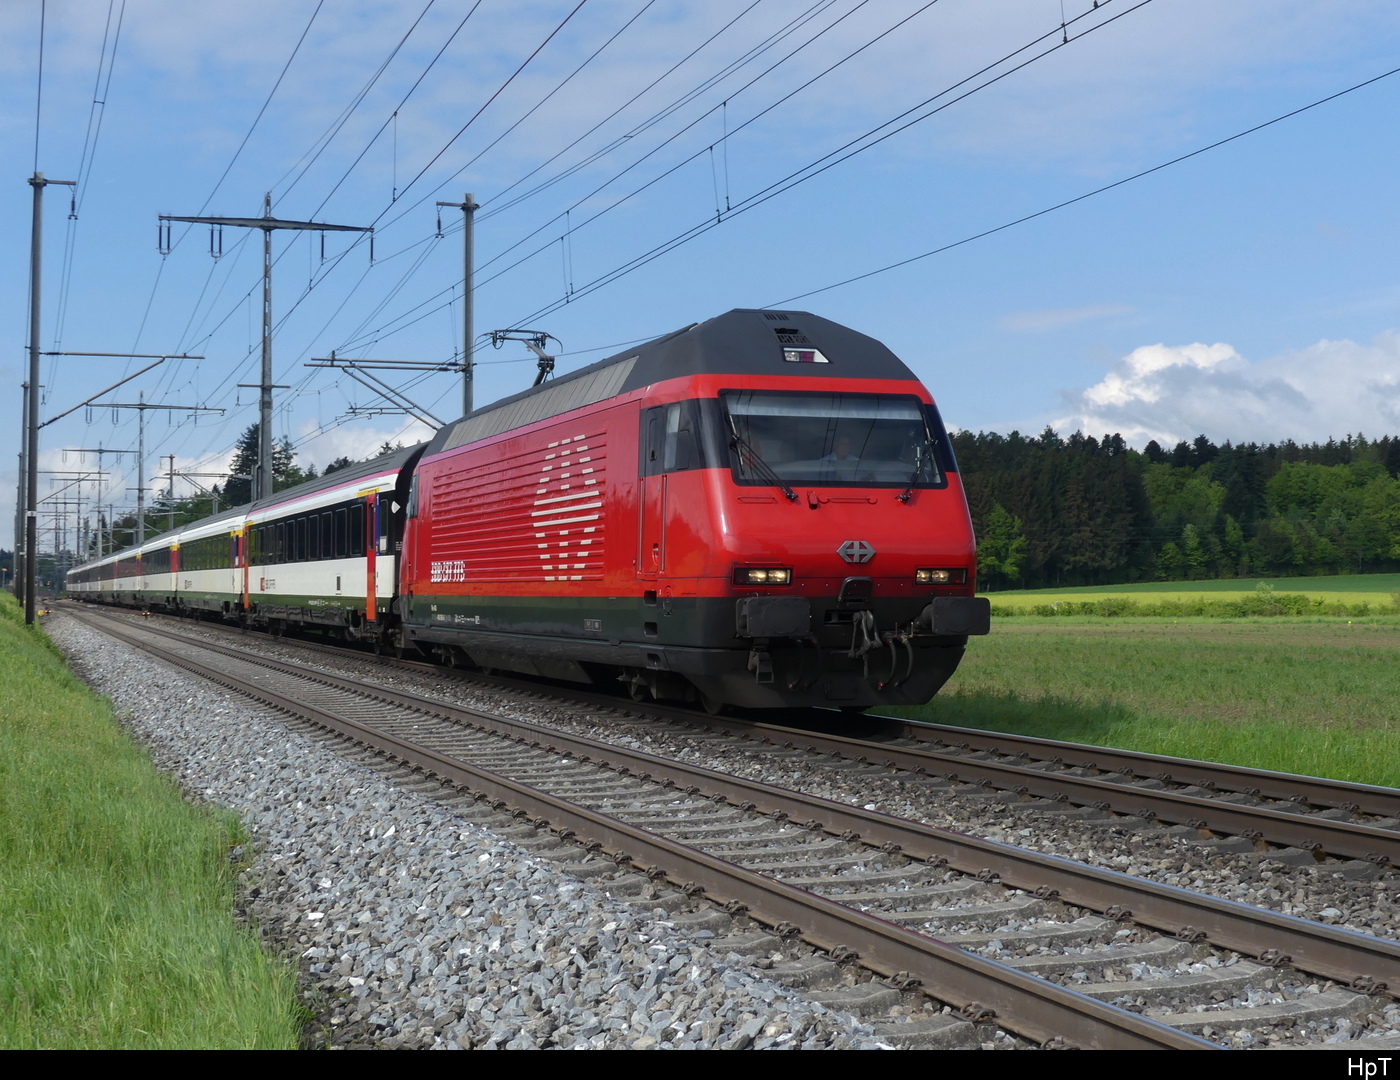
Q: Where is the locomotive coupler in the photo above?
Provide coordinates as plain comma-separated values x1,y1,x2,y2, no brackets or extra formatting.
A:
747,647,775,684
847,609,880,659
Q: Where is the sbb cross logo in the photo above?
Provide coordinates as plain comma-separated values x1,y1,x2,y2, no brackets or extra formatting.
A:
837,539,875,564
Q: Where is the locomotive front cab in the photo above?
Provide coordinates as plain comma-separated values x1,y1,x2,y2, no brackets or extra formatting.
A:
667,380,989,710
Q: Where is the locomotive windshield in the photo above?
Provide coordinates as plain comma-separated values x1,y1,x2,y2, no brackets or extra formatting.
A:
721,390,945,489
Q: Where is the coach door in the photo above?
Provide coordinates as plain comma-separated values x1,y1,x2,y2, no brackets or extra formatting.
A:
237,528,249,610
363,491,378,622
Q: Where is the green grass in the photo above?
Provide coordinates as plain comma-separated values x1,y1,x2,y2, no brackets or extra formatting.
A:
890,618,1400,788
0,594,300,1049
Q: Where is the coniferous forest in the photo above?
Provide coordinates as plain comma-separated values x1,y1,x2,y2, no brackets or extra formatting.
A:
955,430,1400,590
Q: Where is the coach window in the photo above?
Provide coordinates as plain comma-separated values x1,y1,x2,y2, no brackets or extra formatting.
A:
334,508,347,558
308,515,320,561
350,504,364,557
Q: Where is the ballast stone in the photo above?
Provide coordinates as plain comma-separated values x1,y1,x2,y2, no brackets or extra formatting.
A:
48,615,887,1050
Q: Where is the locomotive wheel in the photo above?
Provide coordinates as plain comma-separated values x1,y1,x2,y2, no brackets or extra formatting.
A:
698,691,728,716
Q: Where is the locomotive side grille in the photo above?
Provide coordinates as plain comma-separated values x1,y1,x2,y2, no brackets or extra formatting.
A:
429,427,608,583
440,358,635,452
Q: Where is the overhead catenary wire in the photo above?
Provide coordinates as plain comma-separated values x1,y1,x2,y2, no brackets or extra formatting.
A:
362,1,590,227
766,63,1400,308
265,0,661,363
344,0,1137,352
159,1,804,394
397,0,811,230
33,0,45,171
501,0,1148,329
272,0,440,205
147,0,1114,467
139,0,445,419
306,0,483,219
148,0,463,468
180,0,598,394
463,0,877,278
372,0,662,231
333,0,939,355
198,0,324,217
128,0,324,355
50,0,127,353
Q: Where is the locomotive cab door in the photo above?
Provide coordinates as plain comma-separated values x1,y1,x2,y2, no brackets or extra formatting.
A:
637,406,666,579
636,401,699,582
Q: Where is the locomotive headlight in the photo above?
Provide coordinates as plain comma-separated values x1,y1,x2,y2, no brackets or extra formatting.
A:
916,568,966,585
734,567,792,586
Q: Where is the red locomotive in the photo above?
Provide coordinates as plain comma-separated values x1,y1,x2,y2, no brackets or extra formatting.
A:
398,308,988,709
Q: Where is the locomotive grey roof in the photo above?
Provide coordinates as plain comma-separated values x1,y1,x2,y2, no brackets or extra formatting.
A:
428,309,919,457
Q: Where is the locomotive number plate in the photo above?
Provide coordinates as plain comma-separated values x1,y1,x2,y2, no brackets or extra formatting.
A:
430,560,467,583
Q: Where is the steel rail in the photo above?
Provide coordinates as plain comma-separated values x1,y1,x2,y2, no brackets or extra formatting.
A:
81,605,1400,823
201,610,1400,840
67,607,1217,1050
687,714,1400,866
64,604,1400,862
70,607,1400,1002
864,716,1400,819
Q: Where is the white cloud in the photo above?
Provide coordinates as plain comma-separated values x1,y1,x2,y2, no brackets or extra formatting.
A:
294,418,435,472
1054,333,1400,445
1001,303,1135,333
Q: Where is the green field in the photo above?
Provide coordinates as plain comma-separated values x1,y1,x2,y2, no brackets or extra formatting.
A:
890,617,1400,789
986,572,1400,610
0,595,300,1049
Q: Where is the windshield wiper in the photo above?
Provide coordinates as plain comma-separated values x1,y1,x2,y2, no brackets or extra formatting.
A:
898,440,934,504
729,431,798,502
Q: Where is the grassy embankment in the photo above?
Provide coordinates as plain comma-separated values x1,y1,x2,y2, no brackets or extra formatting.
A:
986,572,1400,618
0,594,300,1049
887,575,1400,789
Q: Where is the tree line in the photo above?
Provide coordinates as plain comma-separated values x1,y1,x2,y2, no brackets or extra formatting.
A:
957,429,1400,589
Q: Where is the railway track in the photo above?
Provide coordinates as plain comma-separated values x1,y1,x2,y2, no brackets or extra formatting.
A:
66,603,1400,1050
91,603,1400,869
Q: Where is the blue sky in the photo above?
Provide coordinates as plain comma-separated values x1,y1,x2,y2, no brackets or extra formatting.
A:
4,0,1399,553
